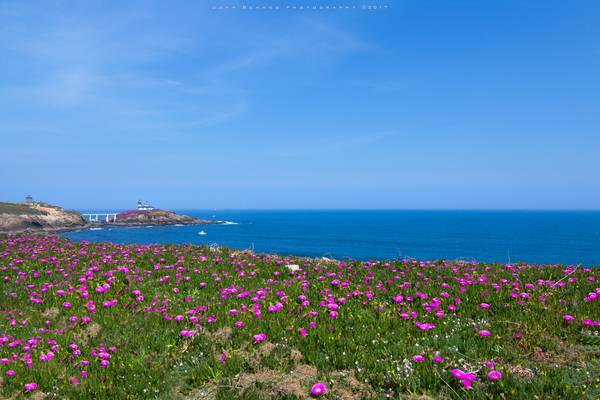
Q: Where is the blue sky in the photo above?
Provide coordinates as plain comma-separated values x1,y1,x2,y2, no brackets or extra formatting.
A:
1,0,599,209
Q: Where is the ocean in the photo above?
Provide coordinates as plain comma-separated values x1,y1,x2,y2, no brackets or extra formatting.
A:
63,210,600,266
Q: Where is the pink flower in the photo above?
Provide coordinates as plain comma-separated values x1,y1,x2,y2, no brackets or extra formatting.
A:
487,370,502,381
479,303,490,309
299,328,307,337
24,383,38,391
310,383,327,396
219,352,227,363
450,369,465,379
412,355,425,362
563,314,575,322
478,329,491,337
433,355,444,363
253,333,267,343
6,370,15,377
234,321,245,328
460,379,473,389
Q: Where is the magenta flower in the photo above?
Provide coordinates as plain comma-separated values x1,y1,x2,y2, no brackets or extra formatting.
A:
433,355,444,363
487,370,502,381
460,379,473,389
6,370,15,377
310,383,327,396
478,329,491,337
253,333,267,343
450,369,477,388
412,355,425,362
219,352,227,363
479,303,490,309
24,383,38,391
563,314,575,322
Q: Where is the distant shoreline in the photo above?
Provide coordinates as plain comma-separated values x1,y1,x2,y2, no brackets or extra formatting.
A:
0,201,226,234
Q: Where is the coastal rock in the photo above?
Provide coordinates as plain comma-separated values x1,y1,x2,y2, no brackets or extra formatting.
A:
111,209,218,226
0,202,86,233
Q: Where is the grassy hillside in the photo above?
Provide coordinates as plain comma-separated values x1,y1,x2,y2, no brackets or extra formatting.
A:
0,237,598,399
0,202,46,215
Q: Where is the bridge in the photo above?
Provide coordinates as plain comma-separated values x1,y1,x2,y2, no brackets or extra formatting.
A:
82,213,118,223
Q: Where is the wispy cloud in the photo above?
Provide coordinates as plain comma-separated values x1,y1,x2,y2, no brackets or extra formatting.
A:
0,4,374,146
211,16,372,75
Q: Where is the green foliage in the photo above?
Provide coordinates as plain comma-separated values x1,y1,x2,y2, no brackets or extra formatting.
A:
0,237,598,399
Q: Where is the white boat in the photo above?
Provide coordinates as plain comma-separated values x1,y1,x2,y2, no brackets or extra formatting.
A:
198,230,207,235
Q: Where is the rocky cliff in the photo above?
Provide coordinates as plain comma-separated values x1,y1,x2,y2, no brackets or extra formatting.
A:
0,202,87,233
112,209,218,226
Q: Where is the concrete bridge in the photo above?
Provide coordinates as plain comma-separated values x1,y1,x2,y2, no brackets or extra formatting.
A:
82,213,118,223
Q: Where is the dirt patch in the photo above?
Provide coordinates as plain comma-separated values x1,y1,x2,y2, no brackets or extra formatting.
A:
75,322,101,345
293,364,317,379
211,326,232,342
508,365,535,379
257,342,276,357
29,392,47,400
290,348,304,364
533,346,548,362
236,363,318,399
41,307,60,319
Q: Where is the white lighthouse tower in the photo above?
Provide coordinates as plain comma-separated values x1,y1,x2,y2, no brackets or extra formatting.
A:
137,200,156,211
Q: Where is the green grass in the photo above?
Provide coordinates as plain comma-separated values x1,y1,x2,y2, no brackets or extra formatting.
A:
0,236,598,399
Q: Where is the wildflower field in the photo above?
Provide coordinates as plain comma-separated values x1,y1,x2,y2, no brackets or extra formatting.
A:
0,236,599,399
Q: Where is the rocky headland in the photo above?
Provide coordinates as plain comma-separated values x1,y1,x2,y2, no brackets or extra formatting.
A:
0,202,86,233
0,202,223,234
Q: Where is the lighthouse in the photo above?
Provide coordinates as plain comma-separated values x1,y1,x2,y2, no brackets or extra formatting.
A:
137,200,156,211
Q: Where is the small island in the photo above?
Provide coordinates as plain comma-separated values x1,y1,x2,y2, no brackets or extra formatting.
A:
0,198,224,234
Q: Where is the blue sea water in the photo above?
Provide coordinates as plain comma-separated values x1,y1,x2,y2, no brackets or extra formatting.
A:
63,210,600,266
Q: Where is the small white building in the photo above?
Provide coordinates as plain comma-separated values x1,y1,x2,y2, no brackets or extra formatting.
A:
137,200,156,211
